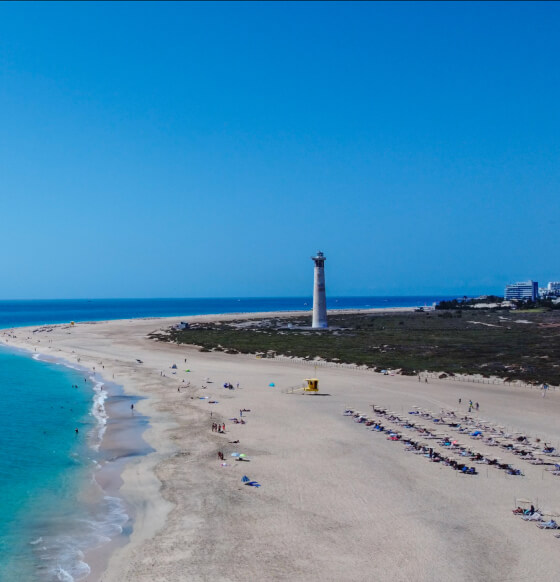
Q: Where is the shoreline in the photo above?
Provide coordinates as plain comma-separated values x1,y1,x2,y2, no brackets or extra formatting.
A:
0,344,152,582
82,383,153,582
2,308,560,580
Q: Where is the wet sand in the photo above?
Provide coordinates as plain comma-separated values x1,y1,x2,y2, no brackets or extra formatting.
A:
81,389,153,581
3,310,560,581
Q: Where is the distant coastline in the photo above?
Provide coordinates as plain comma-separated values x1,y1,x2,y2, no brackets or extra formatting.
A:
0,296,453,330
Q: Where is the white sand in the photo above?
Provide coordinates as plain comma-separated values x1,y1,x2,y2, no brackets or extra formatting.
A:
3,311,560,582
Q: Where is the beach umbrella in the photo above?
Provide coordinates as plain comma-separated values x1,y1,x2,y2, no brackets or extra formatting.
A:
269,382,275,387
241,475,250,483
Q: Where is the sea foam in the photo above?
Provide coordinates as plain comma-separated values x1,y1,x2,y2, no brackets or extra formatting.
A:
91,378,108,450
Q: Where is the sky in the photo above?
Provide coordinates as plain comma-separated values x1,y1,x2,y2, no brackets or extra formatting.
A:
0,1,559,299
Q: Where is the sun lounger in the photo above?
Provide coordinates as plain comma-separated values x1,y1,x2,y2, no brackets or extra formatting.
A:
521,513,542,521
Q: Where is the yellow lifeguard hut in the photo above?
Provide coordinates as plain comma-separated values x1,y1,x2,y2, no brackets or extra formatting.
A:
286,377,325,395
304,378,319,392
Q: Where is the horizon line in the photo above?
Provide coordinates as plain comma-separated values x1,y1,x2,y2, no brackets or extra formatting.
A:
0,293,488,302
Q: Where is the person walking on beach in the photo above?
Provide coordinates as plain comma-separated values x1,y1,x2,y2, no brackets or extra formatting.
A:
458,398,462,404
131,403,134,411
475,402,479,411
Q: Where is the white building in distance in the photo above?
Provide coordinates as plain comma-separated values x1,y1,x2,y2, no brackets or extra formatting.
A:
504,280,538,301
548,282,560,295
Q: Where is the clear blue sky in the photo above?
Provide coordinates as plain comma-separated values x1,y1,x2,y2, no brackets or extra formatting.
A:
1,1,558,299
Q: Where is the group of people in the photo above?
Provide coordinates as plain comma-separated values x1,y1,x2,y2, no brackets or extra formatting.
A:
513,505,560,532
350,410,479,475
347,404,528,477
458,398,479,412
407,407,533,474
212,423,226,433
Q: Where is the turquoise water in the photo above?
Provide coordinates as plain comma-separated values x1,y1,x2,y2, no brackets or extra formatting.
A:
0,349,113,581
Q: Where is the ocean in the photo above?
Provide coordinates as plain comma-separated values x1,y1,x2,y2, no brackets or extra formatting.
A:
0,296,447,329
0,296,449,581
0,350,126,581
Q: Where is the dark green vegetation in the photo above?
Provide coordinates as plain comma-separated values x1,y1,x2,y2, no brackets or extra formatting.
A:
150,310,560,385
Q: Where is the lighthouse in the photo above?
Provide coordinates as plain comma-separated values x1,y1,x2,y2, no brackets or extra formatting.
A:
311,251,328,328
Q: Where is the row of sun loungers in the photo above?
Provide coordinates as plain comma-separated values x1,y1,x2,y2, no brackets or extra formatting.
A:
346,405,526,477
407,408,557,464
345,408,479,475
402,406,553,473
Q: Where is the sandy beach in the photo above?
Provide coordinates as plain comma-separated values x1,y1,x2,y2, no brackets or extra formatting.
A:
3,309,560,582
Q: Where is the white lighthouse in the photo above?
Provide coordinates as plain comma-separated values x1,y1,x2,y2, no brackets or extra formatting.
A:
311,251,328,328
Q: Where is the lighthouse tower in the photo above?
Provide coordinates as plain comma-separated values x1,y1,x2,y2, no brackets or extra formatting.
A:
311,251,328,328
